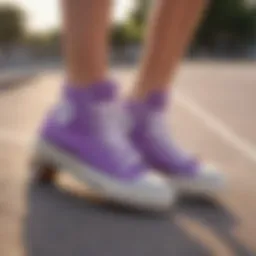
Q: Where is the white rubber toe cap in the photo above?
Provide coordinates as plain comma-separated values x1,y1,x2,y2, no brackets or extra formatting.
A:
172,164,225,194
111,171,175,211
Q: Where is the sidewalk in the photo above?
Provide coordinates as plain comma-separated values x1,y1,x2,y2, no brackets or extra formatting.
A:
0,61,61,89
0,69,37,89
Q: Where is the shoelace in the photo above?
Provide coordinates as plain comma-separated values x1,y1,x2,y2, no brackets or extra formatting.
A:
94,102,142,168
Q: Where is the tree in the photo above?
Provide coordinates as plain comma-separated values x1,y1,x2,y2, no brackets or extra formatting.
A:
0,5,25,49
24,29,62,58
194,0,256,53
112,0,256,56
111,24,128,48
111,0,151,47
130,0,150,28
127,0,151,43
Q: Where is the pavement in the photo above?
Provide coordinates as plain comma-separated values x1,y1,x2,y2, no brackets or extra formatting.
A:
0,62,256,256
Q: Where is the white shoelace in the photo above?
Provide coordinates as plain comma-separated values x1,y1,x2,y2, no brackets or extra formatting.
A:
94,102,142,168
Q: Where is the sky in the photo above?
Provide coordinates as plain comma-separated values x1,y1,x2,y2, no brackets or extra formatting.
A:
0,0,135,32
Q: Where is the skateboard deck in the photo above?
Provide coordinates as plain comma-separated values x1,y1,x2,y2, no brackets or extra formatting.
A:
24,174,253,256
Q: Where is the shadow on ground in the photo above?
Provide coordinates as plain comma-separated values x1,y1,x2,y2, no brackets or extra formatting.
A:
25,181,255,256
177,196,255,256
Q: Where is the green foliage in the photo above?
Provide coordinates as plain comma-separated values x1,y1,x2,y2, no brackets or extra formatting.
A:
0,4,25,47
25,34,49,48
111,0,150,47
124,20,144,44
130,0,150,28
25,30,61,48
111,0,256,53
195,0,256,50
111,24,128,47
111,20,143,47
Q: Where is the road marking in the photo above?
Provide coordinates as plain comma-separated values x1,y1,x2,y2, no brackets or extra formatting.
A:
176,93,256,164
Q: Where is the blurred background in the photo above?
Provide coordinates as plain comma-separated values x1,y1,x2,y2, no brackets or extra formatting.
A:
0,0,255,69
1,1,256,256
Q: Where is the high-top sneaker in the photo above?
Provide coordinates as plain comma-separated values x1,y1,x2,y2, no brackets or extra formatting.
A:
32,82,174,210
128,92,224,195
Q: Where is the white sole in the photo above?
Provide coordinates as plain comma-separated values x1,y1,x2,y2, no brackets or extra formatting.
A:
31,139,174,211
170,174,225,195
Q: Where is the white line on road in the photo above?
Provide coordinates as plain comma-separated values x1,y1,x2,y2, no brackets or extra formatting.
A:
176,93,256,164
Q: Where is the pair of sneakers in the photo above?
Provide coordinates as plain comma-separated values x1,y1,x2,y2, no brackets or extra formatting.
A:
33,81,224,211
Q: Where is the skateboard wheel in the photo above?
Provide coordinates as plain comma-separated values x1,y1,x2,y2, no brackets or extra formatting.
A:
31,160,58,184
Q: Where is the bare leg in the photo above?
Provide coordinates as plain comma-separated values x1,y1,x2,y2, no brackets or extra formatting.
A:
128,0,224,194
134,0,207,98
62,0,111,86
35,0,174,210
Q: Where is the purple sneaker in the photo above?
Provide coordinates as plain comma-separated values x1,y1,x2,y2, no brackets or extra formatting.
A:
128,92,224,195
32,82,174,210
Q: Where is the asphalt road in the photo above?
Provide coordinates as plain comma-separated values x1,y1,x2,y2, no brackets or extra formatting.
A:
0,62,256,256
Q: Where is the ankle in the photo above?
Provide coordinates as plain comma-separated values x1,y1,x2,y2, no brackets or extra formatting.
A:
129,90,169,111
63,80,117,102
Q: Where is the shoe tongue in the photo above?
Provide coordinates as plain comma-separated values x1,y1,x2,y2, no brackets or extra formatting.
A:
64,81,117,102
88,81,117,101
145,91,168,111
